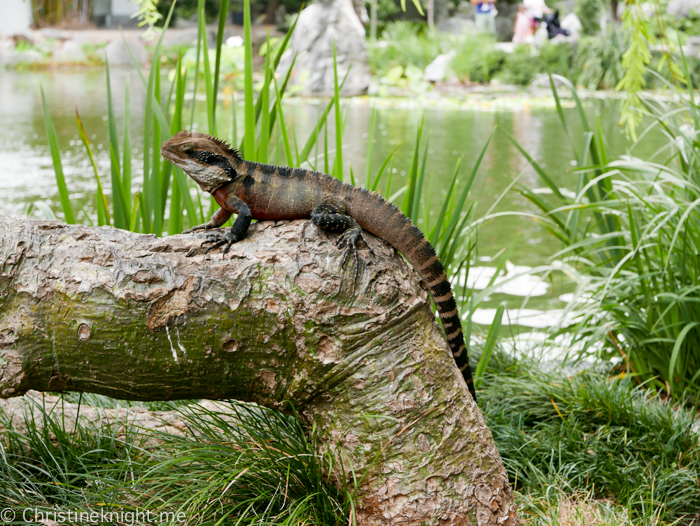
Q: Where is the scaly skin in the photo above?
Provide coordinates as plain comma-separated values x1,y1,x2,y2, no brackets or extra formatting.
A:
161,131,477,402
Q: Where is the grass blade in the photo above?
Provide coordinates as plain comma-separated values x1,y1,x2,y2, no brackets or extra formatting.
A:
75,108,110,226
211,0,231,132
501,127,564,200
333,40,343,180
242,0,255,160
273,77,293,166
474,303,505,389
40,86,74,224
199,0,214,135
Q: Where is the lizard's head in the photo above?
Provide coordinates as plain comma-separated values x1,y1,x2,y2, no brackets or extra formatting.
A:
161,131,243,193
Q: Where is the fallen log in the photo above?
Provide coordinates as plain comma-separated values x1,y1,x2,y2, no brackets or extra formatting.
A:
0,215,519,525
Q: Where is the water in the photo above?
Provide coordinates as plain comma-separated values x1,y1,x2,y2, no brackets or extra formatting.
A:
0,69,665,333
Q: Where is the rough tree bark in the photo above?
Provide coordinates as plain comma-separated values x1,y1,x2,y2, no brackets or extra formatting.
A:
0,215,519,525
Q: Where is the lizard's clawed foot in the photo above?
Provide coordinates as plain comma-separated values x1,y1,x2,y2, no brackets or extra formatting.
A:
202,230,239,255
182,223,211,235
336,228,375,284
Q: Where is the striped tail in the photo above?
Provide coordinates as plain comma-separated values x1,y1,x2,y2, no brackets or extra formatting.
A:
349,187,477,403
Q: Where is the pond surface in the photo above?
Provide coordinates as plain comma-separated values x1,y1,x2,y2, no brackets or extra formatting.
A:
0,69,666,336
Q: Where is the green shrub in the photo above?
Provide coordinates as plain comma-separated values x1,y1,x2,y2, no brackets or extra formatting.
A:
574,0,601,36
367,21,453,76
516,76,700,400
450,34,505,83
539,41,574,79
574,31,626,88
497,45,545,85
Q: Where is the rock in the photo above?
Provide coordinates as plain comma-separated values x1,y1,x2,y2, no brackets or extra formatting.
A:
54,40,87,63
0,40,14,65
495,42,516,53
104,38,148,66
162,27,217,48
667,0,700,17
640,2,658,16
438,16,478,35
494,2,520,41
423,50,457,82
0,48,44,66
455,0,476,17
560,12,582,38
276,0,370,96
276,4,288,25
685,35,700,57
10,29,38,46
38,28,72,40
173,16,198,29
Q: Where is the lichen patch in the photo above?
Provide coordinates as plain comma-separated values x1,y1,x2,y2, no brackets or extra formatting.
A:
0,350,24,397
257,370,277,391
77,324,91,341
147,276,200,331
317,336,341,364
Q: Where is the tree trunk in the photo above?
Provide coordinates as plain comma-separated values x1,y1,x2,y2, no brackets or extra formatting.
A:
264,0,280,25
0,215,519,525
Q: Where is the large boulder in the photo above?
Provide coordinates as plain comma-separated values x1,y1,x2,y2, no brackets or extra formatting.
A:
0,44,44,66
494,2,520,42
38,28,72,41
276,0,370,96
423,50,457,82
163,27,217,49
54,40,87,63
438,0,478,35
104,38,148,66
438,17,478,35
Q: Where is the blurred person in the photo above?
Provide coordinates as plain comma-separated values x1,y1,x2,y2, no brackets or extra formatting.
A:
471,0,497,34
524,0,551,31
512,5,533,43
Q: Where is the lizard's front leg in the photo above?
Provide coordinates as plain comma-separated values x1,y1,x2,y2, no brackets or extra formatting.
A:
311,201,374,284
201,196,252,255
183,207,232,234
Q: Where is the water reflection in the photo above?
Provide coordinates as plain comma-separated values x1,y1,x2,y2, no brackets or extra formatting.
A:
0,70,657,272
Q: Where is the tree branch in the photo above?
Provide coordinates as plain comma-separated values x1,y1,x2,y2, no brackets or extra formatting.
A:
0,215,519,525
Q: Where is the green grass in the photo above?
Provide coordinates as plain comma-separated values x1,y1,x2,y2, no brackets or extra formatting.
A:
138,403,350,525
2,349,698,525
480,349,700,525
0,397,346,525
509,72,700,400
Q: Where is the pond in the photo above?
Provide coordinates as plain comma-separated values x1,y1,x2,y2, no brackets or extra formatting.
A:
0,69,665,337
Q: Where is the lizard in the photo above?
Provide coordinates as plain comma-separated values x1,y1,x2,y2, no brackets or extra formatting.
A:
161,131,477,403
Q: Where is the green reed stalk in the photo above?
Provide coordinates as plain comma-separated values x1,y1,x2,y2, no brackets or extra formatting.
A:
75,109,110,227
333,41,343,181
242,0,255,160
211,0,230,133
40,87,74,224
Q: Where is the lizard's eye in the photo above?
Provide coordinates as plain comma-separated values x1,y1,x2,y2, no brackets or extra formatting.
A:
180,143,194,152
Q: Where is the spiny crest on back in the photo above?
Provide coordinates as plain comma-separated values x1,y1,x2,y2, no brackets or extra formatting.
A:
211,136,243,161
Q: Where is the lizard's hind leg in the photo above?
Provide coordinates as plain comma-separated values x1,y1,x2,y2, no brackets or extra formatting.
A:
311,201,374,284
